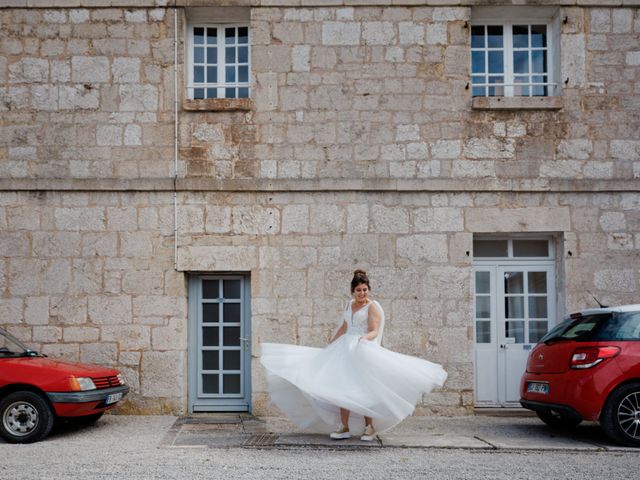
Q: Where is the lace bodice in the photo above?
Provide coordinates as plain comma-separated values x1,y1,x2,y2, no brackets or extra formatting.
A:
342,300,385,345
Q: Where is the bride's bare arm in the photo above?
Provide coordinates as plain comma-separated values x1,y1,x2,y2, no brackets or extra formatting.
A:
361,303,381,341
329,321,347,344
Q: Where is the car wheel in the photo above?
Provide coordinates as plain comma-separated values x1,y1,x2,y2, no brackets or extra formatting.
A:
536,410,582,429
0,391,55,444
601,382,640,447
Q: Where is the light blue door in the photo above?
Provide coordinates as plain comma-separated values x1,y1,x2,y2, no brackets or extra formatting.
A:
188,275,251,412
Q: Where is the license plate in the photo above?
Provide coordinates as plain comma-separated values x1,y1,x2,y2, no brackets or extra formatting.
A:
105,392,123,405
527,382,549,395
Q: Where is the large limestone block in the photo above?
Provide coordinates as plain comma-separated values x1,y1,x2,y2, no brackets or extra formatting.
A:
177,245,258,271
0,298,23,325
466,207,571,233
88,295,132,325
397,234,448,263
80,342,117,366
141,351,185,397
102,325,150,350
133,296,187,318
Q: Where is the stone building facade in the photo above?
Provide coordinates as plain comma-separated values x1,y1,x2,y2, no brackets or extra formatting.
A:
0,1,638,416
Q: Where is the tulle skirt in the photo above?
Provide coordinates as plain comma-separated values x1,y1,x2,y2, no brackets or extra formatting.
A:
260,333,448,434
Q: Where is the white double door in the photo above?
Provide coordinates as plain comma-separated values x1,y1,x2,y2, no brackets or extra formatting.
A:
474,263,556,406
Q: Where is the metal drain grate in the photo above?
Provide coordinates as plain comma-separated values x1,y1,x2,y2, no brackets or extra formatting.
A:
243,433,279,447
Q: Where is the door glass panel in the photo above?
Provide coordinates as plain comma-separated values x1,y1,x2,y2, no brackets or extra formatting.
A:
505,320,525,343
528,296,548,318
513,240,548,257
504,272,523,293
474,240,508,257
202,374,219,393
224,303,241,323
223,280,241,298
202,280,219,299
476,296,491,318
203,304,219,323
528,272,547,293
223,374,241,394
202,327,219,346
505,297,524,318
529,320,548,343
223,327,240,346
475,272,490,294
223,350,241,370
202,351,219,370
476,321,491,343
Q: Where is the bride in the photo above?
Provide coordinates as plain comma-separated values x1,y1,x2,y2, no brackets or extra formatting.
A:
260,269,447,441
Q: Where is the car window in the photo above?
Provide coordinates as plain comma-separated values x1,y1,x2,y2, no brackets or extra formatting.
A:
540,314,609,342
0,329,29,357
592,312,640,341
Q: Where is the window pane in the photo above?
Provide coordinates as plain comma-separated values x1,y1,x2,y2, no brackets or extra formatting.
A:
529,296,548,318
472,51,485,73
238,46,248,63
487,26,503,48
202,280,219,299
505,297,524,318
238,66,248,83
512,25,529,48
226,66,235,83
194,47,204,63
595,313,640,340
223,326,240,346
206,88,217,99
238,87,249,98
194,27,204,44
194,66,204,82
528,272,547,293
476,321,491,343
225,27,235,44
505,320,525,343
529,321,548,343
472,86,485,97
203,327,219,346
202,374,218,393
514,76,530,97
223,280,241,298
207,66,217,83
531,25,547,48
476,296,491,318
471,26,485,48
203,304,219,323
193,88,204,99
223,303,241,323
202,351,219,370
223,350,241,370
513,240,549,257
225,87,236,98
505,272,524,294
513,51,529,74
531,50,546,73
475,271,490,294
207,47,217,63
488,76,504,96
488,51,503,73
226,47,236,63
206,27,217,44
223,374,241,394
474,240,508,257
238,27,248,44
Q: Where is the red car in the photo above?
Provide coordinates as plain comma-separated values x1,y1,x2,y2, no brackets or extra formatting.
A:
0,327,129,443
520,304,640,447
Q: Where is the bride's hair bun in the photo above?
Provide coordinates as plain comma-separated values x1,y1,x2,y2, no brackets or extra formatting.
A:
353,268,367,277
351,269,371,293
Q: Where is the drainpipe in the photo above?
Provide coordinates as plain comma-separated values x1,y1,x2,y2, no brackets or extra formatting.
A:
173,6,179,271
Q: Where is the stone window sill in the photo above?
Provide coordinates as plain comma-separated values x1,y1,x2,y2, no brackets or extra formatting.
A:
183,98,252,112
472,96,562,110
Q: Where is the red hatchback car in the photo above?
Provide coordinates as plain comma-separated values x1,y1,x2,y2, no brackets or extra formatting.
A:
0,327,129,443
520,304,640,447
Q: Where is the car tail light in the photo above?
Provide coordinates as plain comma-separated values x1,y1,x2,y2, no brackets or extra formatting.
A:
570,346,620,369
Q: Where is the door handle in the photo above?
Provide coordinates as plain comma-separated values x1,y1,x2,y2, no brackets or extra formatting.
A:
500,344,506,349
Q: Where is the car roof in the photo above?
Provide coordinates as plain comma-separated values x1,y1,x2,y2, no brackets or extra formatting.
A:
574,304,640,316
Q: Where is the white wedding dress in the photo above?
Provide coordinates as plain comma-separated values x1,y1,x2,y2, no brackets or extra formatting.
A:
260,300,448,433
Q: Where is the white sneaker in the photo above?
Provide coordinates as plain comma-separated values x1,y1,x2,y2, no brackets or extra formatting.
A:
329,425,351,440
360,424,376,441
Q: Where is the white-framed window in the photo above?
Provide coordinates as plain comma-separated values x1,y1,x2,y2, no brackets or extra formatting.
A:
470,8,560,98
187,24,250,100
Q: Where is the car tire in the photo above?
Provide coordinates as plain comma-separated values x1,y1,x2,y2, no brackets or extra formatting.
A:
0,391,55,444
600,382,640,447
536,410,582,429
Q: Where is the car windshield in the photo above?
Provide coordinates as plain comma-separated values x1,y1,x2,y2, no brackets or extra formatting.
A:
540,311,640,343
0,329,31,357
